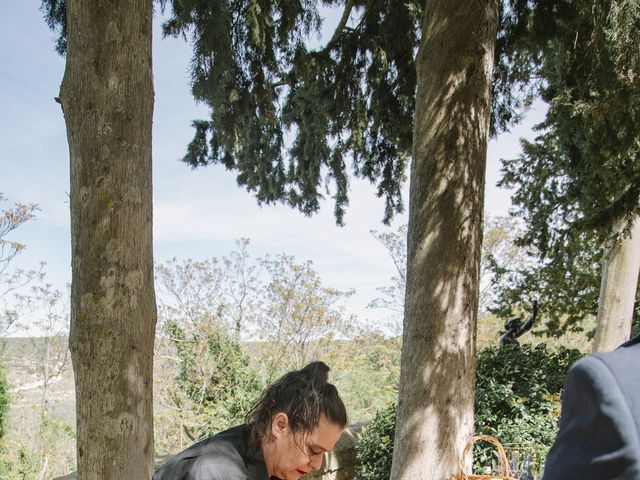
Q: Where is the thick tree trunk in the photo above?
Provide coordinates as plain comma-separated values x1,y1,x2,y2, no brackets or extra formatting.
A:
390,1,498,479
60,1,156,478
593,214,640,352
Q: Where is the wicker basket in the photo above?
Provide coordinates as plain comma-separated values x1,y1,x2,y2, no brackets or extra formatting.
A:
450,435,517,480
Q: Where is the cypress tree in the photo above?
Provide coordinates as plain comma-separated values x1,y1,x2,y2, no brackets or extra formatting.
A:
491,0,640,337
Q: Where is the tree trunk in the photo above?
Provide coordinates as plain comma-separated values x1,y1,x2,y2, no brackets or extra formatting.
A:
390,1,498,479
61,1,156,478
593,214,640,352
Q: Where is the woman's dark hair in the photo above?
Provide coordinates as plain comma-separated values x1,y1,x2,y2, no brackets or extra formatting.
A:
247,361,348,448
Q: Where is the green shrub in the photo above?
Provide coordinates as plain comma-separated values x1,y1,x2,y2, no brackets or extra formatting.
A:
474,344,582,473
353,344,582,479
165,320,263,439
0,364,8,442
330,334,400,422
0,442,39,480
353,403,396,480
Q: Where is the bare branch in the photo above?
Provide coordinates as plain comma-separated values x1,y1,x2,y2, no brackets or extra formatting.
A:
323,0,355,52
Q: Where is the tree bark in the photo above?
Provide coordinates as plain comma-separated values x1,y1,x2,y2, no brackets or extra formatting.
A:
390,1,498,479
593,214,640,352
60,1,157,478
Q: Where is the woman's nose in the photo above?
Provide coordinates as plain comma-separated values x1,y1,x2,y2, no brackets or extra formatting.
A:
308,453,323,470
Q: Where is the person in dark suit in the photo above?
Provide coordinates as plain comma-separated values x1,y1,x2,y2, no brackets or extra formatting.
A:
153,361,347,480
543,333,640,479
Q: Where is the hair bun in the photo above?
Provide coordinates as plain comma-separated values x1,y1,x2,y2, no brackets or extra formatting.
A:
301,361,330,387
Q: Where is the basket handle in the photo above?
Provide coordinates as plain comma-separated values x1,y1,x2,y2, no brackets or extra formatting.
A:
459,435,513,479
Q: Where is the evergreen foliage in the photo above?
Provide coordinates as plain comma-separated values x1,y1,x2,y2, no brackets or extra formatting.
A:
161,0,547,225
160,0,423,225
40,0,544,226
40,0,67,54
354,344,583,479
490,0,640,334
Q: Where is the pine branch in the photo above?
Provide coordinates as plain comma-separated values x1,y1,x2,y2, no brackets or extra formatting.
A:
269,0,356,89
323,0,355,52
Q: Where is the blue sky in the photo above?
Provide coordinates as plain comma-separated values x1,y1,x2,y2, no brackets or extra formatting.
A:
1,1,546,335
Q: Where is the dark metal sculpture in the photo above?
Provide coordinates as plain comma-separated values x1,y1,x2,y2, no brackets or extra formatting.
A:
499,300,538,348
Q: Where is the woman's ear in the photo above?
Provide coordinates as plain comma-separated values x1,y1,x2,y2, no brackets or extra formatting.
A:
271,412,289,438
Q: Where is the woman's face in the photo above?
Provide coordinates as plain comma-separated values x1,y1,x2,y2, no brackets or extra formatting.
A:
263,413,343,480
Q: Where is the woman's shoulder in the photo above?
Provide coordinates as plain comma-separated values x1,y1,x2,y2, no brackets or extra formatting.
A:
154,424,262,480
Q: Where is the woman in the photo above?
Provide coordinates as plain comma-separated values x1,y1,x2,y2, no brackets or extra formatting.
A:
153,361,348,480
